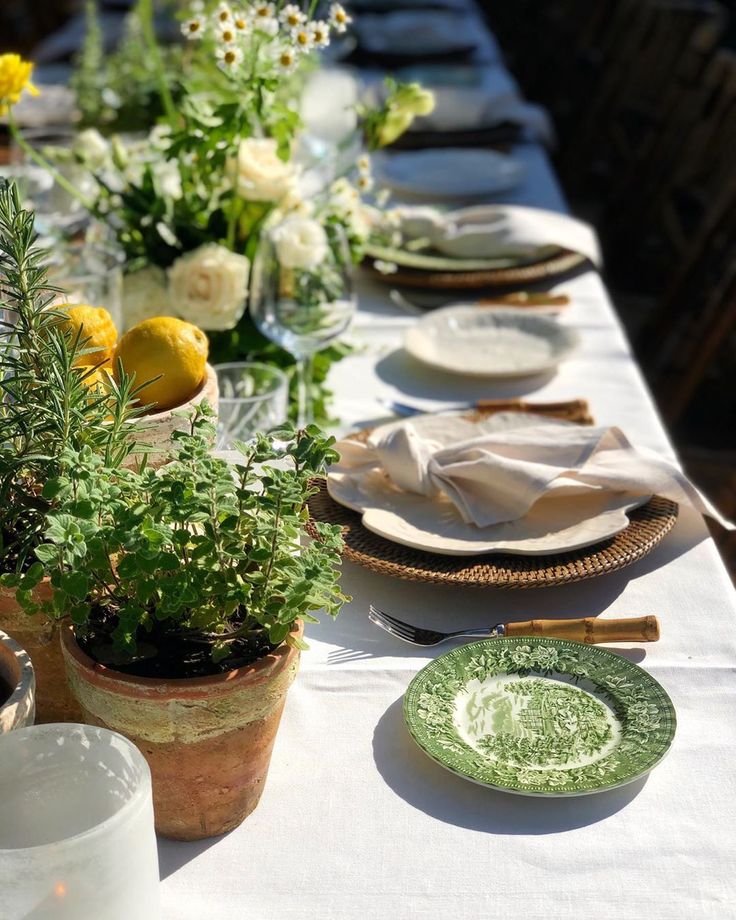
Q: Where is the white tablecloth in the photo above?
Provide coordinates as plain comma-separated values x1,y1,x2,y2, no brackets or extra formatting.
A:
159,8,736,919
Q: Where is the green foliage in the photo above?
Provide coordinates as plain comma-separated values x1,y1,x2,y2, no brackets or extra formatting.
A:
17,404,347,663
0,180,147,573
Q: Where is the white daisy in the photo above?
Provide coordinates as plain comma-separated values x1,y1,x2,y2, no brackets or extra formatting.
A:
357,174,374,192
329,3,351,33
217,24,237,44
357,155,371,176
252,2,275,20
181,17,204,39
292,25,314,51
280,4,305,30
215,2,232,23
232,10,251,33
216,45,244,70
311,20,330,48
276,45,298,72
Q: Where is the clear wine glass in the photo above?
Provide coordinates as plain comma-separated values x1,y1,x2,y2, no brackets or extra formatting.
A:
250,220,356,427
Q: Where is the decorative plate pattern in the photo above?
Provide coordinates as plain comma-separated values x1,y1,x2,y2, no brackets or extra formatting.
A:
404,637,676,795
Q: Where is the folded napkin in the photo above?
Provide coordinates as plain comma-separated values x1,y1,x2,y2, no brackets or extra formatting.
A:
394,203,601,266
410,85,554,146
335,417,732,530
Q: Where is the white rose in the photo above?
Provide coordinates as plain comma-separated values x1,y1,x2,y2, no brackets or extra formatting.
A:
168,243,250,331
122,266,170,331
152,160,182,201
229,138,296,202
73,128,111,170
272,218,329,271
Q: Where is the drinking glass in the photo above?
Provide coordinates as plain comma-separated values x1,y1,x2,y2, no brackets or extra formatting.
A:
44,242,125,331
250,222,356,427
214,361,289,449
0,723,160,920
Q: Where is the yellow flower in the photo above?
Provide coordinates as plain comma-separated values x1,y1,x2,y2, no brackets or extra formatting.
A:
0,53,39,115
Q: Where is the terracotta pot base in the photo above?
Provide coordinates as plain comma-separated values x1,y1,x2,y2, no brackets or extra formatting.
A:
61,623,301,840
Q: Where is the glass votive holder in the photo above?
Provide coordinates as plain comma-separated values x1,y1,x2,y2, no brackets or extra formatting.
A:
44,242,125,332
214,361,290,449
0,723,160,920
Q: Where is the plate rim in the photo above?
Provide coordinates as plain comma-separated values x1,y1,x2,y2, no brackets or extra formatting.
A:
403,636,677,796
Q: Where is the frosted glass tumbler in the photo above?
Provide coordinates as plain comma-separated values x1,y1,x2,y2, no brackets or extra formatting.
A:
0,723,160,920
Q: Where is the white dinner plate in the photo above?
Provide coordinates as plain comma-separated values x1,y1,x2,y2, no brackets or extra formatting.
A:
404,306,579,377
328,413,648,556
374,149,524,199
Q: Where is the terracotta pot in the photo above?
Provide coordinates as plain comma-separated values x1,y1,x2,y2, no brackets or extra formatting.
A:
0,629,35,732
126,362,219,469
0,582,82,724
61,622,302,840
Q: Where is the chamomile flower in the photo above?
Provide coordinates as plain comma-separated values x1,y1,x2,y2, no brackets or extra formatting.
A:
357,154,371,176
252,2,275,21
218,24,237,44
329,3,352,33
252,4,278,36
181,17,204,39
276,45,298,73
215,2,232,23
232,10,250,33
292,26,314,52
280,4,305,30
357,174,374,193
216,44,243,70
311,20,330,48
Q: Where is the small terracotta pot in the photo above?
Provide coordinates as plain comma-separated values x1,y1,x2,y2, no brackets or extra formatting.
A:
0,582,82,724
127,362,219,469
61,622,302,840
0,629,35,733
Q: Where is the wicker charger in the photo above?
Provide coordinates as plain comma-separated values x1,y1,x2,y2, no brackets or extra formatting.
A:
307,406,679,588
366,250,588,291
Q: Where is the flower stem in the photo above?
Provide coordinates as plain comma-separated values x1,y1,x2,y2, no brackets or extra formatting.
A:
7,111,94,212
294,355,313,428
137,0,178,129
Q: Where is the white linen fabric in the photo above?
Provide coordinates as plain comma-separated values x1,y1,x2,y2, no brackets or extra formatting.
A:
334,417,733,529
394,202,602,264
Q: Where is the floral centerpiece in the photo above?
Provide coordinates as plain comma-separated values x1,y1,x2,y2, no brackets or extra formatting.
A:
2,1,435,423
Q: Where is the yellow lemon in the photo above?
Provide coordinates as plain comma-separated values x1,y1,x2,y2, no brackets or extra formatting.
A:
113,317,208,412
57,304,118,368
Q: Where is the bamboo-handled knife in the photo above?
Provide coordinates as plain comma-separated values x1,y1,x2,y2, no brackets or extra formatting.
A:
368,606,660,647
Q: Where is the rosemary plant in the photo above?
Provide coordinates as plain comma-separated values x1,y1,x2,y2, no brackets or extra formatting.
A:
0,180,146,573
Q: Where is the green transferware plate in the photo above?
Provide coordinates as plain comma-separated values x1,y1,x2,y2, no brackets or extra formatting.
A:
364,242,561,273
404,637,676,796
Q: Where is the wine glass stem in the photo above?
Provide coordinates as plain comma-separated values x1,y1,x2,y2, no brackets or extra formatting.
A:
295,355,313,429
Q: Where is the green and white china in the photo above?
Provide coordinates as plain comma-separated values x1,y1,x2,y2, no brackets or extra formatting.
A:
404,637,676,796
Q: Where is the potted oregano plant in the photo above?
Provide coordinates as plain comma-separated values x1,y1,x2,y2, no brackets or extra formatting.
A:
20,406,346,840
0,180,146,722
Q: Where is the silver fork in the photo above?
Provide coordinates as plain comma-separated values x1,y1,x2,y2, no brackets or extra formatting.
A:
368,605,660,647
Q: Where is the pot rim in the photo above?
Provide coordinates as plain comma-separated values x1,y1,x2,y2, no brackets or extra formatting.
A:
0,628,34,716
60,619,303,691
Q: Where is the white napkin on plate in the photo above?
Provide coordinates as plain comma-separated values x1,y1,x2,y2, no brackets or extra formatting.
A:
334,417,732,530
410,85,554,146
394,203,601,266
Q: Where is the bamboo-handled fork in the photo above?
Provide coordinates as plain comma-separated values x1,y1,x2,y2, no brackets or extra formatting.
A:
368,606,660,647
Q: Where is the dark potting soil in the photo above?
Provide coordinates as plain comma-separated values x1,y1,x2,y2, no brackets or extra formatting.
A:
77,618,278,680
0,674,13,706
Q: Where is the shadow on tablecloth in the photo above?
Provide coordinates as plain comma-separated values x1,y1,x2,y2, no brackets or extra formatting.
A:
372,696,648,834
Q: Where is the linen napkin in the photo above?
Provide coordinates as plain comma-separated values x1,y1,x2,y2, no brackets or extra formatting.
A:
410,85,554,146
393,204,601,266
334,417,733,530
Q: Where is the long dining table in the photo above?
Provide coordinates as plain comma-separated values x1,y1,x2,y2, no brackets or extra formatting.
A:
158,5,736,919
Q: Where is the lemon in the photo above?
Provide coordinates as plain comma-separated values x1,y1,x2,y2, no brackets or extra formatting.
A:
57,304,118,368
113,316,209,412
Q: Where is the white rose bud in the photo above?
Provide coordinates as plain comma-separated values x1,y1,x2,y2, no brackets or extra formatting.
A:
272,218,329,271
168,243,250,331
228,137,296,202
121,266,171,331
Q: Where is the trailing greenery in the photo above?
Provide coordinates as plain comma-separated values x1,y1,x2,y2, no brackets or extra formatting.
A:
0,180,146,573
15,405,347,666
